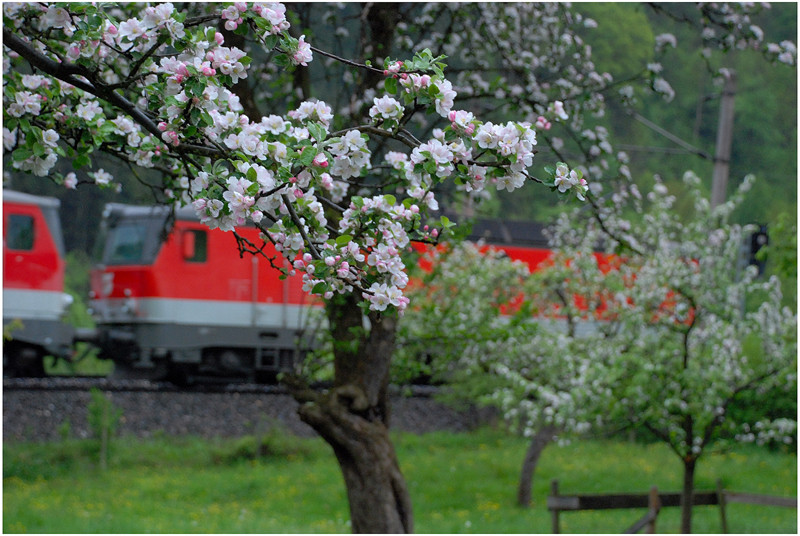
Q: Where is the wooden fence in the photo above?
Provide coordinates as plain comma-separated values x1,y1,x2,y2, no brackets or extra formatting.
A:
547,479,796,533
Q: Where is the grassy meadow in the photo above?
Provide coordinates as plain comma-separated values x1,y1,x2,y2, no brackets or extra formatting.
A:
3,428,796,533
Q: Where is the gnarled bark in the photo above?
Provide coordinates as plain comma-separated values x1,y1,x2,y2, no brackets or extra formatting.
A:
298,386,412,533
289,293,413,533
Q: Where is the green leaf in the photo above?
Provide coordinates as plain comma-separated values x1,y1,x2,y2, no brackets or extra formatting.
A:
440,215,455,229
385,76,398,95
311,282,328,294
383,194,397,206
351,196,364,208
186,78,205,97
308,122,327,143
336,234,353,246
246,167,258,182
277,166,294,181
12,147,32,161
73,153,92,169
298,146,318,167
263,34,279,51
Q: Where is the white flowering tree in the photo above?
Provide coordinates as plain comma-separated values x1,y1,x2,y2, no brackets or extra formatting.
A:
393,2,796,517
522,174,796,533
399,175,797,531
395,238,613,508
2,2,591,532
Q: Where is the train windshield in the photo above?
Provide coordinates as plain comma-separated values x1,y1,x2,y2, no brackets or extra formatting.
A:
107,221,148,263
96,208,170,266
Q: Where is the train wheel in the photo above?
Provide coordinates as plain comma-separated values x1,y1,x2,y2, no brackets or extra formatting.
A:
3,343,46,377
111,361,169,382
166,363,197,387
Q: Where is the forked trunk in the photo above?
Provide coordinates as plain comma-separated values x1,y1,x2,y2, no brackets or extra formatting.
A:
289,294,413,533
517,424,559,507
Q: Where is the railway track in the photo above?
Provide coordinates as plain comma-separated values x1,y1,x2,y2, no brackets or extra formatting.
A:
2,375,291,394
2,375,440,396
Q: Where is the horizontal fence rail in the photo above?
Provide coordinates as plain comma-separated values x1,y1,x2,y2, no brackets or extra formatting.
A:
722,490,797,508
548,479,797,534
546,491,719,511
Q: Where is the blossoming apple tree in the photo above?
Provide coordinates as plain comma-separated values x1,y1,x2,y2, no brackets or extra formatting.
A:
392,2,795,520
2,2,590,532
3,2,795,533
395,237,613,508
542,173,796,533
399,175,796,532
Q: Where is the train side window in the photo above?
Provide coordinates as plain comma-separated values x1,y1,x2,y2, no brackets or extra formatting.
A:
7,214,35,251
183,229,207,263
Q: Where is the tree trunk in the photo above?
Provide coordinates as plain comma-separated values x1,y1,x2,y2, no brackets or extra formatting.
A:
517,425,558,507
297,385,412,533
290,294,413,533
680,456,697,534
283,5,409,529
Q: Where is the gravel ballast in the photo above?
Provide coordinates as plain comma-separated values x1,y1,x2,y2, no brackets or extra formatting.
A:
3,385,494,442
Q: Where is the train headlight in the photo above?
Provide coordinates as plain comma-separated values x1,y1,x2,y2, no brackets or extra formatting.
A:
59,292,74,316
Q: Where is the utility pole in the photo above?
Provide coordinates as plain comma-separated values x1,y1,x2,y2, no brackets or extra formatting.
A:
711,70,736,208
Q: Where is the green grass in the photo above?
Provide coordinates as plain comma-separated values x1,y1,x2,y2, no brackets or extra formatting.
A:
3,428,796,533
44,343,114,376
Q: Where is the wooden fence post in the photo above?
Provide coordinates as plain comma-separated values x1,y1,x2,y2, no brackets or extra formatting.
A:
551,479,560,534
646,485,660,534
717,479,728,534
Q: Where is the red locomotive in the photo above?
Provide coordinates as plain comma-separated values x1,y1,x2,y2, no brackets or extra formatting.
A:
3,189,74,376
3,190,584,383
86,204,563,383
88,202,319,383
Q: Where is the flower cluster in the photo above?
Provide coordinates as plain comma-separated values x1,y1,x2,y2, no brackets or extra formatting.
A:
4,2,588,315
553,163,589,201
369,95,404,126
282,194,420,313
766,40,797,66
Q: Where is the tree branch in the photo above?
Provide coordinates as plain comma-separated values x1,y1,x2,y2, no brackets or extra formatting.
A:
4,28,224,160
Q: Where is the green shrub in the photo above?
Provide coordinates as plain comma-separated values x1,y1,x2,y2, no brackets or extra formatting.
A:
211,422,314,465
87,388,123,470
